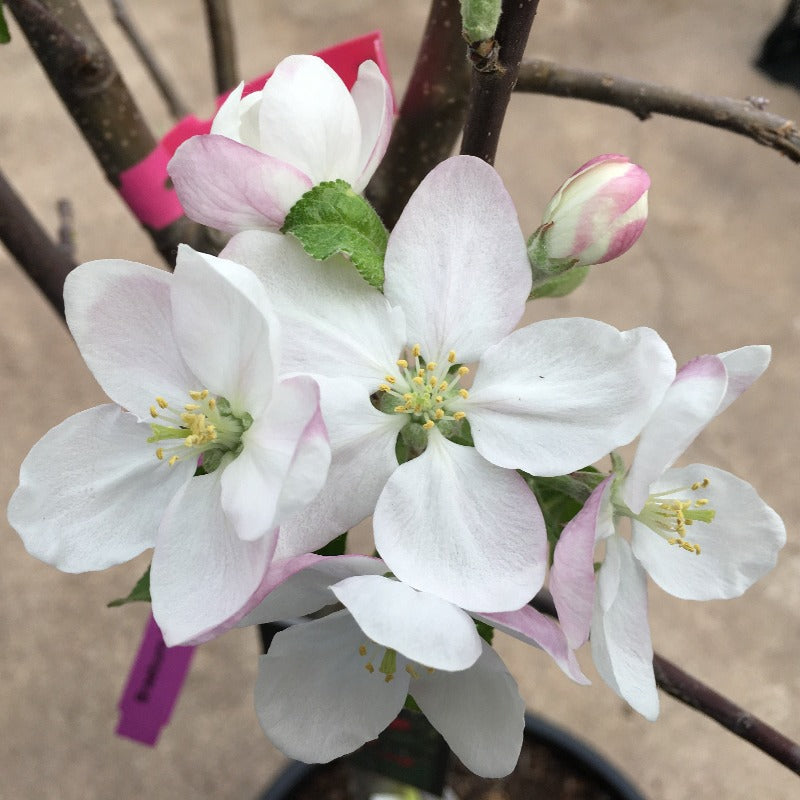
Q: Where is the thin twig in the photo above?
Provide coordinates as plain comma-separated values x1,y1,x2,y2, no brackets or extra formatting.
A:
108,0,188,119
365,0,470,228
0,169,74,319
530,589,800,776
459,0,541,164
203,0,238,95
515,59,800,164
56,198,75,261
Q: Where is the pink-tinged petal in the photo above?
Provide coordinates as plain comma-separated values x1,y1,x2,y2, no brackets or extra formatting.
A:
467,320,675,476
716,345,771,416
477,605,589,685
223,230,405,385
374,429,546,612
150,467,276,646
255,612,408,763
220,376,330,542
64,260,196,421
239,554,387,626
272,376,406,560
332,576,482,671
350,60,394,192
383,156,531,363
168,135,312,232
170,246,279,417
412,642,525,778
631,464,785,600
591,536,659,720
258,55,361,182
8,404,192,572
550,477,613,649
623,354,727,513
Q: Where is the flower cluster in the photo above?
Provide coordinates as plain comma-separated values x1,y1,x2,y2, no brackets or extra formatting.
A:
8,53,785,779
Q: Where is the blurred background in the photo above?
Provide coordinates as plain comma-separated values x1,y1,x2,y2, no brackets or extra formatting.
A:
1,1,799,798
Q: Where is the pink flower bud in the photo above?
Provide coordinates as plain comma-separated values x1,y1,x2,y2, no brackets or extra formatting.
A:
531,154,650,269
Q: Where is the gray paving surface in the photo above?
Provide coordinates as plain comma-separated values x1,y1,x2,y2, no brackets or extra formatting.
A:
1,1,799,798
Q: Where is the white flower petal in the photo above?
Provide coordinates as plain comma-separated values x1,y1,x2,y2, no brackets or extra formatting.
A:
467,320,675,476
222,230,405,385
332,576,482,671
383,156,531,362
258,55,361,182
412,642,525,778
350,60,394,192
273,377,405,560
8,404,192,572
550,477,613,649
631,464,786,600
210,83,261,146
221,376,330,542
255,612,408,763
623,354,727,513
716,345,771,416
373,429,546,612
170,246,280,417
64,260,196,421
150,467,276,646
591,536,659,720
239,554,387,626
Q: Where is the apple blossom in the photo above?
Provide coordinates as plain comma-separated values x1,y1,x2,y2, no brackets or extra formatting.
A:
222,155,676,614
242,559,587,778
550,346,786,719
528,154,650,278
168,54,393,233
7,246,331,646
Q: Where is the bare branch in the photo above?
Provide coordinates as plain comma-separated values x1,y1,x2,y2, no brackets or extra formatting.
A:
530,589,800,776
365,0,470,228
459,0,541,164
203,0,238,95
56,198,76,261
108,0,189,119
515,59,800,164
0,169,74,319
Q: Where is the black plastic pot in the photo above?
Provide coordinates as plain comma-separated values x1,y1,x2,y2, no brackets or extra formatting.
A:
258,712,646,800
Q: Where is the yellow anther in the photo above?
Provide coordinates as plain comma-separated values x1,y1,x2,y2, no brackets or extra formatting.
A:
384,375,396,384
378,383,391,393
426,667,434,674
453,411,466,421
422,420,435,430
184,436,196,447
364,662,374,673
208,398,216,410
448,350,456,363
458,366,469,376
184,403,200,411
405,664,420,679
439,381,449,391
667,537,678,545
189,390,208,401
149,406,158,418
695,499,709,506
680,541,696,553
384,674,394,683
426,362,437,371
435,395,443,403
156,397,168,409
412,376,424,386
394,405,409,413
434,409,445,420
701,478,710,487
459,388,470,399
693,544,702,555
168,455,179,467
403,393,414,402
358,645,367,656
156,448,164,460
691,482,702,491
416,368,425,378
429,376,438,387
396,359,408,369
412,344,421,357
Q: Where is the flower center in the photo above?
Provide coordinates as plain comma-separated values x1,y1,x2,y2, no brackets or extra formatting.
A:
358,642,434,684
147,389,252,472
632,477,716,555
377,344,469,434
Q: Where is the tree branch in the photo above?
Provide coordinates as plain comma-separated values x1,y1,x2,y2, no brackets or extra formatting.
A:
530,589,800,776
515,59,800,164
7,0,215,265
365,0,470,228
0,168,74,319
203,0,238,95
459,0,541,164
109,0,188,119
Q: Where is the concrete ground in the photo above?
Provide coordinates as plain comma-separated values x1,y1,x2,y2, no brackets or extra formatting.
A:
1,1,799,798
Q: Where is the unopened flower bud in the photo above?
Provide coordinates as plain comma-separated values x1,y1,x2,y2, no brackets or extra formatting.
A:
529,154,650,275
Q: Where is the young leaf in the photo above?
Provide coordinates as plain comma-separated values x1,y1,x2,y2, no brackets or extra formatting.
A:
107,565,151,607
282,180,388,289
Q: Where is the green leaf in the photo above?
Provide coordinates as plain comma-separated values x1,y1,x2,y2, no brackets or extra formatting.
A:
0,3,10,44
107,566,151,607
282,180,388,289
474,619,494,645
314,532,348,557
530,264,590,299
